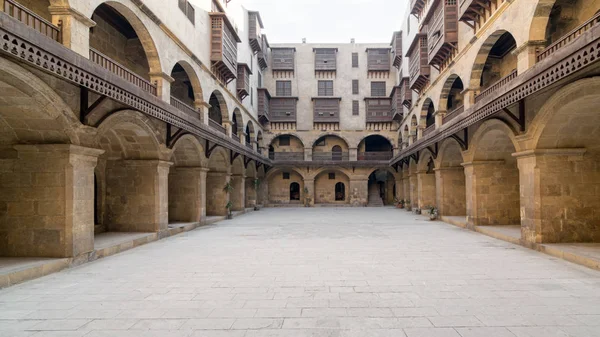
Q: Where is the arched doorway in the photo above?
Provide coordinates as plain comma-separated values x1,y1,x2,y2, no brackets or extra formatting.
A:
335,182,345,201
290,182,300,201
367,169,395,206
471,31,517,91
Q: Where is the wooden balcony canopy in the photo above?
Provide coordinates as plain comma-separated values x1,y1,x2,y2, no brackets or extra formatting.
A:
257,88,271,123
458,0,484,27
391,31,403,68
312,97,341,122
366,48,391,71
271,47,295,71
257,34,269,70
236,63,252,101
248,11,264,54
269,96,298,122
423,0,459,68
390,79,411,120
410,0,427,16
314,48,337,71
407,31,430,93
399,76,412,108
210,12,241,83
364,97,393,122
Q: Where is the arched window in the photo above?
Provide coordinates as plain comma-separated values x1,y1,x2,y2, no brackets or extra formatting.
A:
290,182,300,201
335,182,345,201
209,94,223,124
332,145,342,161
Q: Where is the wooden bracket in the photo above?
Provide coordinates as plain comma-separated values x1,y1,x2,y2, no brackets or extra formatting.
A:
427,143,439,159
244,156,252,168
205,140,218,158
166,124,188,149
230,151,240,165
410,152,419,164
450,128,469,151
80,87,107,125
503,100,526,132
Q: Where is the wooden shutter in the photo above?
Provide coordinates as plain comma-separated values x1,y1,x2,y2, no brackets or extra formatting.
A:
367,49,390,71
272,48,295,70
315,48,337,70
178,0,186,11
352,80,359,95
371,82,386,96
186,2,195,24
276,81,291,96
318,81,333,96
352,100,359,115
352,53,359,67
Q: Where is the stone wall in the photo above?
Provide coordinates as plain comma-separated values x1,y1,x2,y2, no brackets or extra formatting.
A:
206,172,229,216
314,172,350,204
435,167,467,216
268,170,304,204
168,167,206,223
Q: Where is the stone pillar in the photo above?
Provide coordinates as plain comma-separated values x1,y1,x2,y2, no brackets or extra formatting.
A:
417,170,436,209
304,147,312,161
409,174,418,208
349,179,368,206
230,174,246,211
395,178,405,200
462,88,479,109
48,5,95,57
194,100,210,124
0,145,103,258
257,178,268,206
515,149,598,244
223,121,233,137
149,72,175,102
435,167,466,216
105,160,170,233
417,126,425,140
303,179,315,206
403,176,410,203
434,110,447,128
513,41,546,74
463,160,520,228
168,167,208,223
245,177,257,208
349,147,358,161
206,171,230,216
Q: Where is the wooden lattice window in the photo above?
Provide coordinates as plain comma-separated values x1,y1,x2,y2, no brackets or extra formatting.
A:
272,48,295,71
371,82,386,97
352,100,359,115
315,48,337,71
318,80,334,96
276,81,292,96
352,53,359,67
178,0,195,24
352,80,359,95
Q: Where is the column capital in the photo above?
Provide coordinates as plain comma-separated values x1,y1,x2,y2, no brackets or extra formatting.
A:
149,72,175,83
48,5,96,27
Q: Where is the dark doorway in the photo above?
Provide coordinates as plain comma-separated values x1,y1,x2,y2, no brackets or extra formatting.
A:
335,182,345,201
290,182,300,201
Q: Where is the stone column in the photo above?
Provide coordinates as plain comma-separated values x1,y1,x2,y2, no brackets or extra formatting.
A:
1,145,103,258
435,166,466,216
194,100,210,124
223,121,233,137
230,174,246,211
349,147,358,161
149,72,174,103
434,110,447,128
395,178,405,200
403,176,410,204
206,171,230,216
417,170,436,209
416,126,425,140
349,179,368,207
409,174,418,208
168,167,208,223
463,160,520,228
48,5,95,57
304,147,312,161
303,179,315,206
105,160,171,234
245,177,257,208
514,149,597,245
513,41,546,75
257,178,268,206
462,88,479,109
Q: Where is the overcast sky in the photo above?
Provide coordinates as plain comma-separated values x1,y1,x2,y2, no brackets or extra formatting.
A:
237,0,407,44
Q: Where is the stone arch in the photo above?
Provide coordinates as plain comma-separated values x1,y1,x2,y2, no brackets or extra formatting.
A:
417,148,437,172
469,30,518,89
90,2,162,76
269,133,306,147
245,121,256,143
206,147,230,216
269,134,305,160
229,155,246,211
469,119,521,161
528,0,600,44
439,74,465,111
367,168,397,206
208,90,229,125
207,147,230,172
355,133,394,149
312,134,350,161
170,134,206,167
415,149,437,210
312,133,351,149
314,169,351,204
231,108,243,137
438,137,466,168
436,137,467,217
420,98,435,128
170,60,203,106
266,168,305,204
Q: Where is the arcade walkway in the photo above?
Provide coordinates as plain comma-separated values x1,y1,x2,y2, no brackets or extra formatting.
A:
1,208,600,336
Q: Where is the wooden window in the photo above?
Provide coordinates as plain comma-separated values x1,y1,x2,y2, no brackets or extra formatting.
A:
352,80,359,95
315,48,337,71
367,49,390,71
178,0,195,24
371,82,386,96
276,81,292,96
258,72,262,88
328,173,336,180
283,172,290,179
352,53,359,67
272,48,295,70
352,100,359,115
318,80,334,96
279,136,290,146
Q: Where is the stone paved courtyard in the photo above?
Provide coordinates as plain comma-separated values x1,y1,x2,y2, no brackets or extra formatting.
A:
1,208,600,337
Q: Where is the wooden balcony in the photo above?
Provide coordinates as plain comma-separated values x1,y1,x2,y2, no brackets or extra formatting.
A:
358,152,393,161
459,0,490,27
272,47,295,71
423,124,435,137
257,88,271,123
257,34,269,70
248,11,263,54
391,31,403,69
536,12,600,62
390,81,410,120
269,152,304,161
170,96,197,118
399,76,412,108
367,48,391,72
312,152,349,161
365,97,393,122
210,12,241,84
442,104,463,124
474,69,517,103
90,48,157,96
231,133,240,142
236,63,251,101
312,97,341,122
424,0,458,68
269,97,298,122
2,0,61,42
314,48,337,71
410,0,427,17
407,32,430,93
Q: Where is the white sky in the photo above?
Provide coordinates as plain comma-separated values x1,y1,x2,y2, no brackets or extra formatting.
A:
237,0,408,44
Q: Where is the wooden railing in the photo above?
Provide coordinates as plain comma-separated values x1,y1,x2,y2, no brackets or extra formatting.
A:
246,142,253,150
231,133,240,142
89,48,157,96
269,152,304,161
2,0,61,42
312,152,350,161
357,152,393,161
170,96,197,118
537,12,600,62
209,118,226,134
475,69,517,103
423,124,435,137
443,104,464,124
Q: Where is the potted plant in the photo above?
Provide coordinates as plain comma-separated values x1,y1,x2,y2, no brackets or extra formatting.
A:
414,208,421,215
394,198,403,208
428,206,438,221
253,178,260,211
303,187,312,207
405,199,412,211
399,199,405,209
225,201,233,219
